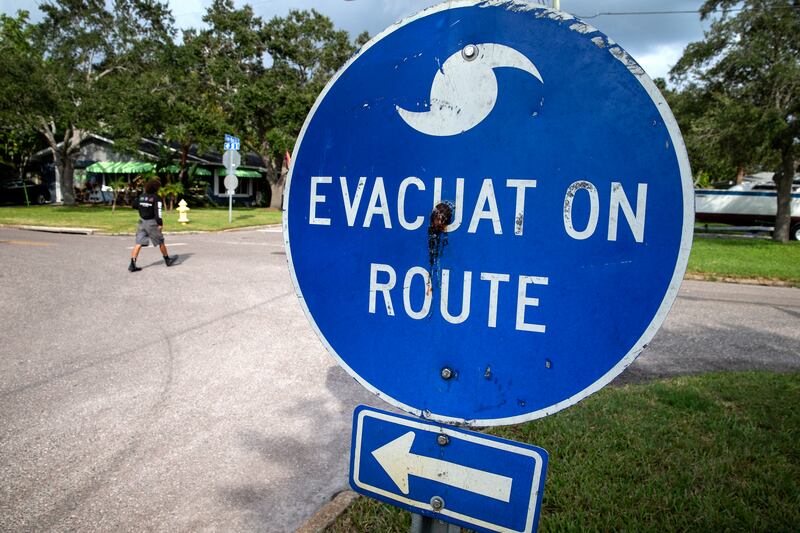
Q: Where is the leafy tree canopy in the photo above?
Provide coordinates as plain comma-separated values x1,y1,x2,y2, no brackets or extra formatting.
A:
0,1,367,208
670,0,799,241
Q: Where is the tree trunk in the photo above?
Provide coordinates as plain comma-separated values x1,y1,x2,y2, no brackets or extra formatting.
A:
37,120,82,206
270,179,285,210
735,165,745,185
39,120,62,204
61,156,76,205
772,149,795,243
63,126,87,206
257,142,284,210
179,144,190,188
269,156,288,210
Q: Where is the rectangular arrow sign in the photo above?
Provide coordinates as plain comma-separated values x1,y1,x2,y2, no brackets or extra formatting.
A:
349,406,548,533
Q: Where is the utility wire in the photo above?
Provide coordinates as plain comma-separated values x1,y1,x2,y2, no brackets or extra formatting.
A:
578,9,738,19
577,6,800,19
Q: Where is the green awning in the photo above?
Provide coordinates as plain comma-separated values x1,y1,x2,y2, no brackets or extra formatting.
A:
157,165,213,176
86,161,154,174
236,169,262,178
217,168,262,178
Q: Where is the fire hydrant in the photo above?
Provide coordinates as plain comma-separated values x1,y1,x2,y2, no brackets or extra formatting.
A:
177,199,190,224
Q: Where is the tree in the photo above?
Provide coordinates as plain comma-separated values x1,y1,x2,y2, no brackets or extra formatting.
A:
661,79,768,185
29,0,175,205
0,128,46,205
149,35,228,187
94,0,179,165
108,1,247,192
159,181,184,211
3,3,363,209
174,0,261,186
0,11,53,202
671,0,800,242
192,6,363,209
248,9,360,208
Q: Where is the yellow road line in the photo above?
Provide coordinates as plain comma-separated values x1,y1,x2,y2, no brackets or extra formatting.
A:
0,240,55,247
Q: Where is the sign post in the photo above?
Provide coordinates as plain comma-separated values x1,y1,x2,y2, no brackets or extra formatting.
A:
284,1,693,531
222,140,241,223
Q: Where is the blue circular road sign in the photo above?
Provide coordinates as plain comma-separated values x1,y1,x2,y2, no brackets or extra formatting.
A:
284,0,693,426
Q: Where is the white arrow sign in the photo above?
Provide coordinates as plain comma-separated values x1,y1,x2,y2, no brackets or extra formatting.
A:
371,431,513,502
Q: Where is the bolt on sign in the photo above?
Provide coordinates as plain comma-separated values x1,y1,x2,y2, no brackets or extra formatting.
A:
283,1,693,531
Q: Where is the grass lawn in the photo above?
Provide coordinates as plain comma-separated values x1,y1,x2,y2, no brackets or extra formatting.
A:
328,371,800,533
688,238,800,285
0,205,282,232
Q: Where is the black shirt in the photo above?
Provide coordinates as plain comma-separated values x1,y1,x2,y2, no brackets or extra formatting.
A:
133,193,163,226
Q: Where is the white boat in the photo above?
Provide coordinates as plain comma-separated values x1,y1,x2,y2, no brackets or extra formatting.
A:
694,175,800,240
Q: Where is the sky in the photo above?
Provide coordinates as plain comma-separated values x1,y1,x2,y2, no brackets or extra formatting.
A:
1,0,713,80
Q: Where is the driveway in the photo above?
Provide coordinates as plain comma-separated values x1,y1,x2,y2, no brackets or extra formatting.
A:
0,227,797,531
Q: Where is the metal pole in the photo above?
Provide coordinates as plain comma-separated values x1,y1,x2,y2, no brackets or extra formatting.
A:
409,513,461,533
228,191,232,223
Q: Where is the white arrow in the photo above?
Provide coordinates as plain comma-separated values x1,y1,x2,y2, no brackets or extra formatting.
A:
371,431,513,502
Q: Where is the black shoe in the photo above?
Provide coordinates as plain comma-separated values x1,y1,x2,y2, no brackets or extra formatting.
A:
128,261,142,272
164,255,178,267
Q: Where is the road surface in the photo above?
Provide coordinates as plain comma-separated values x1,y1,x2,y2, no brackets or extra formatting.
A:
0,226,797,531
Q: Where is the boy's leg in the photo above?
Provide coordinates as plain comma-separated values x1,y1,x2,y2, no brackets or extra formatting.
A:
148,223,176,266
129,244,143,272
159,242,178,266
130,222,145,272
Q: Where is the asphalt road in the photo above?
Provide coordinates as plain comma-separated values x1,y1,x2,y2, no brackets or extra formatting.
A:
0,226,798,532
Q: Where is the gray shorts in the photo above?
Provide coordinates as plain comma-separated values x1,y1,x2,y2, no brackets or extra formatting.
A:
135,219,164,246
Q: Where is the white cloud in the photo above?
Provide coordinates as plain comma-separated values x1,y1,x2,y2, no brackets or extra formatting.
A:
169,0,208,29
631,43,685,81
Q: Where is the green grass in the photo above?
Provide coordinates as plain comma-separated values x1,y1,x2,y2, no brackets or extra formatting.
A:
688,238,800,284
0,205,282,232
328,372,800,533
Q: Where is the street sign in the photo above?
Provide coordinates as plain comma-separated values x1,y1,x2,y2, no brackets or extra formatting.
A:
284,0,693,425
222,149,241,174
224,174,238,193
350,405,548,533
224,134,240,151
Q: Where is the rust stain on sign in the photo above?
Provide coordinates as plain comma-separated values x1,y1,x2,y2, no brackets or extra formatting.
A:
427,201,453,293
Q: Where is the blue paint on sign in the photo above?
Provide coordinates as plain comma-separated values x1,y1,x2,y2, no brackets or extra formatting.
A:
284,1,694,425
350,405,548,533
224,134,240,151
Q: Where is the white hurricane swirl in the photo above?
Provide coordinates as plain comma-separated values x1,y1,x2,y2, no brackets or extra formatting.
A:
396,43,543,137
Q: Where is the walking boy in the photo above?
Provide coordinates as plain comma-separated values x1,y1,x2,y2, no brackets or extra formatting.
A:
129,179,178,272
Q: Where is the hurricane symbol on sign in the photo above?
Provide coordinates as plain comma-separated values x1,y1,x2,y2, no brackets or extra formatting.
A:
396,43,543,137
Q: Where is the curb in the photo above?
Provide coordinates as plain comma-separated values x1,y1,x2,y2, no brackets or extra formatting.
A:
684,273,798,288
296,491,359,533
95,224,281,236
5,225,98,235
